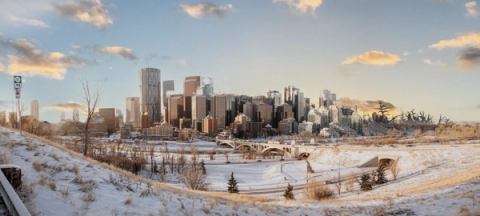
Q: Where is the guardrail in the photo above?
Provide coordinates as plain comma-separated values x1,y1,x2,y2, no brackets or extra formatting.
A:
0,169,31,216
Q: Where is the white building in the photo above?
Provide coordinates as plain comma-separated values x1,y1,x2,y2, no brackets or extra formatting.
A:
31,100,39,120
126,97,141,128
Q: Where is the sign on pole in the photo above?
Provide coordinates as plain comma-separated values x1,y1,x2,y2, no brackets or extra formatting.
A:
13,75,22,99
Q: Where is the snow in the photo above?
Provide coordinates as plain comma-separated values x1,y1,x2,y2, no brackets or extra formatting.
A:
1,127,479,216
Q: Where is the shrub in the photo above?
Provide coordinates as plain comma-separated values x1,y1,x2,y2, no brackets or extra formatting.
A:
305,180,333,200
283,183,295,200
182,167,209,191
360,174,373,191
375,168,388,185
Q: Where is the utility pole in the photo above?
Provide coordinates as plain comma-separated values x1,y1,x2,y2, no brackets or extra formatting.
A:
13,76,22,135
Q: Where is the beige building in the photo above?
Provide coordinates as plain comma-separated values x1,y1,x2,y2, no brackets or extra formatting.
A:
202,115,217,136
183,76,201,120
98,108,116,134
143,122,174,140
126,97,141,128
31,99,39,120
192,94,207,131
167,94,184,128
255,103,273,126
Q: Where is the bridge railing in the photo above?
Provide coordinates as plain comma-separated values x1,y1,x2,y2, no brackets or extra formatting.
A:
0,168,31,216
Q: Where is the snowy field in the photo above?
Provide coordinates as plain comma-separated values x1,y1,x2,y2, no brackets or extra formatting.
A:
1,127,479,216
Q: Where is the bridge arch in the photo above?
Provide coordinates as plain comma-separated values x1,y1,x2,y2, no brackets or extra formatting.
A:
216,141,235,148
261,147,288,156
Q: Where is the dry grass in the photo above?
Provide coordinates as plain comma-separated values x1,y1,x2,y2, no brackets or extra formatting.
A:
0,152,9,164
305,180,334,200
124,196,133,205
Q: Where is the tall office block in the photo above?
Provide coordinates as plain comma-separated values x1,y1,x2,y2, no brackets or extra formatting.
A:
126,97,141,128
140,67,161,124
163,80,174,107
31,100,39,120
192,95,207,131
183,76,201,120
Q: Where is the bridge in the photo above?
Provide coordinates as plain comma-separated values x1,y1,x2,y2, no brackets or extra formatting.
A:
216,138,313,158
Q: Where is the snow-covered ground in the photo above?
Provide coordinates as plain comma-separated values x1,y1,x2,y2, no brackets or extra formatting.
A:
1,127,479,216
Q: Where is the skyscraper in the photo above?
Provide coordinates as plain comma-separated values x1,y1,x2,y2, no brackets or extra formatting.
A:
213,94,226,129
126,97,141,128
99,108,116,134
192,94,207,131
167,94,184,128
31,99,39,120
140,68,161,124
72,108,80,122
183,76,201,120
162,80,174,108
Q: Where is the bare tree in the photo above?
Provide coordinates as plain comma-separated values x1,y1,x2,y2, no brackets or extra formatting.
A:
82,80,100,156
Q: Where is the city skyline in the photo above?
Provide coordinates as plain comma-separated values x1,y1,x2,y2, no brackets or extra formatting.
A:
0,0,479,122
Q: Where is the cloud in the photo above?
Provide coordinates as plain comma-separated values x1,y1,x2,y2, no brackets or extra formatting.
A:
96,46,137,60
46,102,86,113
458,47,480,68
342,50,401,66
9,16,49,28
274,0,323,13
466,1,478,17
337,98,399,116
430,32,480,49
179,3,233,18
423,58,447,67
53,0,112,28
161,56,189,66
0,36,81,79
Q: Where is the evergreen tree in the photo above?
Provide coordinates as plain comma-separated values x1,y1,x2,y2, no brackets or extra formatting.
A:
283,183,295,200
200,160,207,175
227,172,239,193
360,173,373,191
375,168,388,185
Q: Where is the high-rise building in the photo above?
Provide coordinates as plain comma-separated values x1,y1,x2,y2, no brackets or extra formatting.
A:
162,80,174,108
126,97,141,128
99,108,116,134
183,76,201,120
0,111,6,126
284,86,298,105
276,103,294,123
167,94,184,128
192,95,207,131
213,94,226,129
72,109,80,122
202,115,217,136
31,99,39,120
196,77,214,97
242,101,254,120
267,90,282,108
294,91,305,122
255,103,273,126
225,94,236,127
140,67,161,124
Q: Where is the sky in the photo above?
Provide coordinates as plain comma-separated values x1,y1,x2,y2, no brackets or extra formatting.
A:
0,0,479,123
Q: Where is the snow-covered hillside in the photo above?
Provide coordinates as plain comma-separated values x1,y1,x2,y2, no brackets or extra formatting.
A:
0,127,479,216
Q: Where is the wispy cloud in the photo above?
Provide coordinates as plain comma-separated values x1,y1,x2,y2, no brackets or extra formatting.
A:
179,3,233,18
96,46,137,60
9,16,49,28
430,32,480,49
458,47,480,69
53,0,112,29
274,0,323,13
342,51,401,66
46,102,86,113
423,58,447,67
161,56,189,66
466,1,478,17
0,36,82,79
